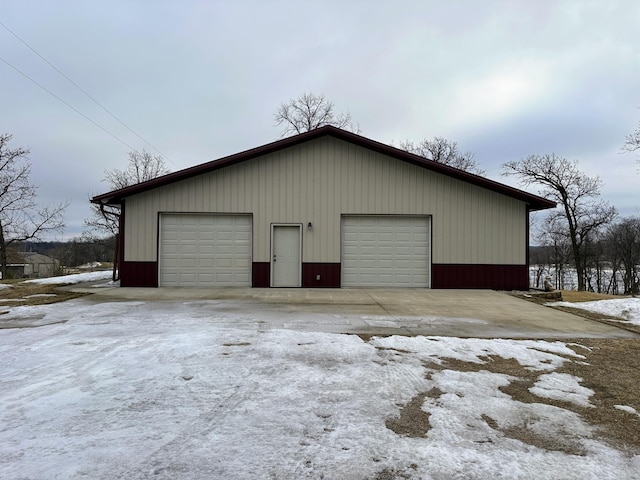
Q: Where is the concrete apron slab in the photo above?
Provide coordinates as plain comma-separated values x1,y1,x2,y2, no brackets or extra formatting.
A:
74,286,638,339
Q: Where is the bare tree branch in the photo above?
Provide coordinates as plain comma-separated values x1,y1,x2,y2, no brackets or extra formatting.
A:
274,92,361,137
84,149,170,239
502,153,616,291
400,137,485,175
623,121,640,153
623,121,640,170
0,133,68,277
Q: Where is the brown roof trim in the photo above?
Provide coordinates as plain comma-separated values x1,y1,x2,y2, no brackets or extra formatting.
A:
91,126,556,211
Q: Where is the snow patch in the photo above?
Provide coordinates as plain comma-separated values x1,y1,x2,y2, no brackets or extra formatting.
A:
614,405,639,416
529,372,595,408
23,270,113,285
548,298,640,325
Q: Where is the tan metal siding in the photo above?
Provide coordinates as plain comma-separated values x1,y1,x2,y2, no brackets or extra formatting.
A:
124,136,526,265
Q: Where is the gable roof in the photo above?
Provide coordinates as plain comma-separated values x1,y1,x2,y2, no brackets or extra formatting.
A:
91,126,556,211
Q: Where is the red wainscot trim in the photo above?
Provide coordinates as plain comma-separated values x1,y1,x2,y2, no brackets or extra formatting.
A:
120,261,158,287
252,262,270,287
302,263,341,288
431,264,529,291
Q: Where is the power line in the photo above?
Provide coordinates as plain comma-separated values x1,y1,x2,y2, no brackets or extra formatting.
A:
0,20,177,167
0,56,137,151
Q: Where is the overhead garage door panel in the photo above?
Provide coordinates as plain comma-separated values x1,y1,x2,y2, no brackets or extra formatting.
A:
159,214,251,287
342,216,430,287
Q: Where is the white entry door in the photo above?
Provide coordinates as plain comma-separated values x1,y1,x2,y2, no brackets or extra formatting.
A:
271,225,301,287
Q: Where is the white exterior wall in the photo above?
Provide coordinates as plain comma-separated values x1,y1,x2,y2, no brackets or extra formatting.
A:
123,136,527,265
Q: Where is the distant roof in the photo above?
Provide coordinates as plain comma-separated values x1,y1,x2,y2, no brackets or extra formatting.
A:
7,252,57,264
91,126,555,211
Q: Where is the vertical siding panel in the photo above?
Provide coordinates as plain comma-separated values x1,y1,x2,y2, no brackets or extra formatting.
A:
282,150,290,220
345,141,353,211
498,197,507,263
328,140,339,262
462,183,470,262
289,148,297,221
258,157,268,260
222,168,230,211
293,147,301,222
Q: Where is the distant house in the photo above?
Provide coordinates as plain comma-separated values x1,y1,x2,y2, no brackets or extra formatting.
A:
91,126,555,290
6,252,60,279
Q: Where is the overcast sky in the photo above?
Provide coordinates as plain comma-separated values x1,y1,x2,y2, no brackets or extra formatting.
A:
2,0,639,240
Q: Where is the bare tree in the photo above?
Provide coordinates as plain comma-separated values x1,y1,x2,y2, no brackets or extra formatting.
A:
534,215,574,290
103,149,170,190
400,137,485,175
85,149,170,238
0,133,67,278
623,121,640,166
274,92,360,137
607,216,640,295
502,153,616,291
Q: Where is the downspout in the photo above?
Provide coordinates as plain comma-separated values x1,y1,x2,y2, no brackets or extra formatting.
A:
115,202,124,282
525,205,531,290
99,201,122,282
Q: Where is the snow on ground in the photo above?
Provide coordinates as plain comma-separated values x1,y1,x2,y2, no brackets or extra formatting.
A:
529,372,594,408
1,300,638,480
548,298,640,326
615,405,640,416
23,270,114,285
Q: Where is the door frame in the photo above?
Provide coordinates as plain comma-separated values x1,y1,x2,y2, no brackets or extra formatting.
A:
270,223,302,287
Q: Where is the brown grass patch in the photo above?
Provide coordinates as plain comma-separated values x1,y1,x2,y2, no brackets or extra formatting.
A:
0,282,87,307
483,413,588,455
558,339,640,453
560,290,625,302
385,392,431,437
430,342,640,454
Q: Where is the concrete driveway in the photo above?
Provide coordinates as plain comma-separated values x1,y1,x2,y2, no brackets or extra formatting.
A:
74,286,637,339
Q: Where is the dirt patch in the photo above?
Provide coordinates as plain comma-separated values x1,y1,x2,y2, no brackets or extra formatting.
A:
0,282,88,307
430,342,640,454
557,339,640,453
512,289,626,306
561,291,624,302
482,413,587,456
385,391,434,437
374,464,418,480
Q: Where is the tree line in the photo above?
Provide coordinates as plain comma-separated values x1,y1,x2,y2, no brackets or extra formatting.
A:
12,237,116,272
530,216,640,295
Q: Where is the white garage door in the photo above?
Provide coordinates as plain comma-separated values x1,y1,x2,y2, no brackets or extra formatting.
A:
342,216,430,287
159,214,252,287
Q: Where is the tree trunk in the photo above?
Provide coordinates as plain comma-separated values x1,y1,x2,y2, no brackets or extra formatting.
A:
567,219,585,290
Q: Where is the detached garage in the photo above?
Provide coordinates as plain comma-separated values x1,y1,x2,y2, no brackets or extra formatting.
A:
91,126,554,289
